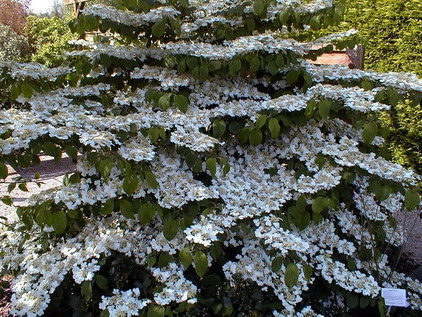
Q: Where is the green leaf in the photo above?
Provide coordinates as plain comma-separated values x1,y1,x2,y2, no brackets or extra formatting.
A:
229,59,242,77
169,17,181,35
286,70,299,85
404,189,420,211
52,210,67,235
346,293,359,309
18,183,28,192
0,162,8,180
179,247,192,268
206,157,217,177
163,217,179,240
253,0,265,15
98,158,113,179
158,93,172,110
100,310,110,317
120,199,135,219
147,306,165,317
144,171,159,189
268,118,281,139
360,296,370,309
279,9,290,24
249,128,263,146
7,182,16,192
152,19,166,38
256,114,267,129
213,119,226,138
65,146,78,160
362,122,378,145
123,173,139,196
101,198,114,215
284,263,299,288
43,141,59,157
158,252,173,267
138,203,156,225
249,56,261,72
81,281,92,300
312,197,327,214
318,100,331,119
174,94,189,113
95,275,109,290
271,257,283,273
21,83,33,98
309,15,320,30
199,64,209,80
1,196,12,206
194,251,208,277
303,263,313,281
10,83,20,99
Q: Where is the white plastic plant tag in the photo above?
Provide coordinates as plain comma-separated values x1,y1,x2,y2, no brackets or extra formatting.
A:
381,288,407,307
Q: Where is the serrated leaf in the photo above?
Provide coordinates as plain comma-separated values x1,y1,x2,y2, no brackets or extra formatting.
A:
0,162,8,179
206,157,217,177
249,128,263,146
100,310,110,317
404,189,420,211
303,263,313,281
158,93,172,110
256,114,267,129
213,119,226,138
318,100,331,119
65,146,78,160
174,94,189,113
268,118,280,139
138,203,156,225
7,182,16,193
179,247,192,268
163,217,179,240
271,257,283,273
2,196,12,206
147,306,165,317
312,197,327,214
123,173,139,196
249,56,260,72
95,275,109,290
120,199,135,219
43,141,59,157
253,0,265,15
152,19,166,38
21,83,33,98
284,263,299,288
194,251,208,277
346,293,359,309
101,198,114,215
362,122,378,145
81,281,92,300
18,183,28,192
52,210,67,235
279,9,290,24
144,171,159,189
10,83,20,99
286,70,299,85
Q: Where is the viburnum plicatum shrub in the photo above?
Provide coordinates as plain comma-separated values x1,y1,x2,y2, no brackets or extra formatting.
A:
0,0,421,316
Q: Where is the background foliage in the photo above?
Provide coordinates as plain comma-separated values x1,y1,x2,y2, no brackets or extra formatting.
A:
339,0,422,173
25,15,75,67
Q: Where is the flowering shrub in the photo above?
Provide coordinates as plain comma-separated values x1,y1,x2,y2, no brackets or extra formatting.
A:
0,0,421,316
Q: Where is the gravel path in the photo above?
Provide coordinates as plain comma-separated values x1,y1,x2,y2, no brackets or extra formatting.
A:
0,156,75,221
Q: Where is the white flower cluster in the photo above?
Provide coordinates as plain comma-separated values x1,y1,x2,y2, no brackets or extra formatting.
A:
99,288,151,317
0,60,73,80
82,5,181,27
150,263,198,305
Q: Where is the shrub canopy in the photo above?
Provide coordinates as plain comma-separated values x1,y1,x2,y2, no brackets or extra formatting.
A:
0,0,421,316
